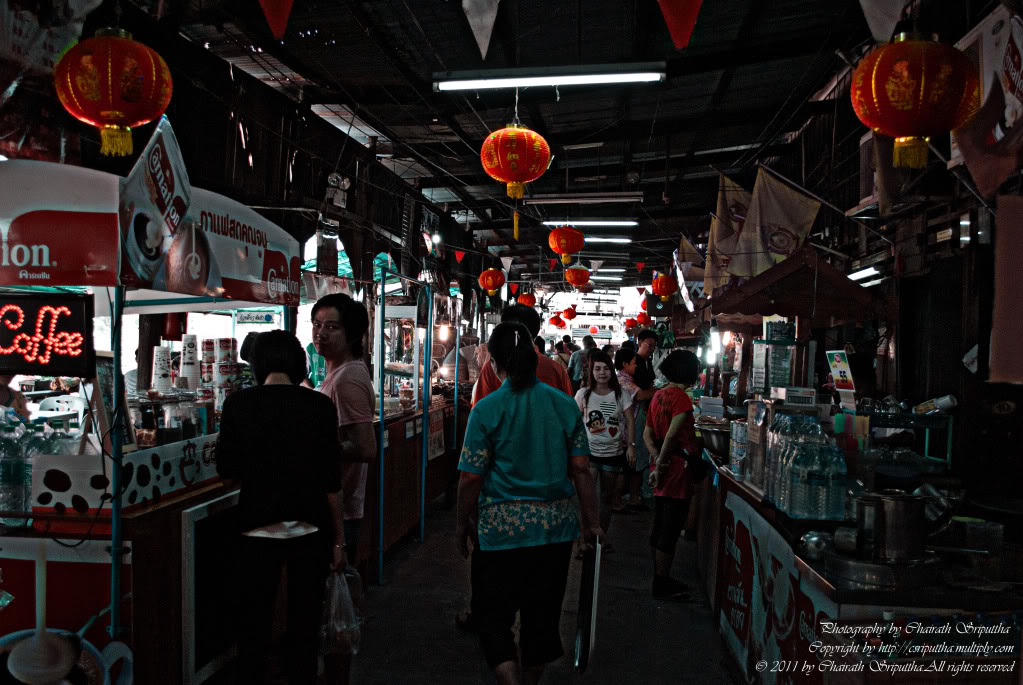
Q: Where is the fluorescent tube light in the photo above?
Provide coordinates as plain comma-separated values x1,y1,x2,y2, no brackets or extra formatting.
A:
524,192,644,205
584,237,632,243
596,268,625,272
591,275,623,281
563,142,605,151
861,278,885,287
433,62,666,91
542,220,638,227
848,267,879,281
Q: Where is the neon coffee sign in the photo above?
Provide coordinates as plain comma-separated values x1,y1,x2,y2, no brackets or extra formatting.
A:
0,293,95,377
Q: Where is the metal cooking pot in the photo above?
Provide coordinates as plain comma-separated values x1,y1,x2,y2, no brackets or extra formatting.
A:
857,489,930,562
699,424,730,458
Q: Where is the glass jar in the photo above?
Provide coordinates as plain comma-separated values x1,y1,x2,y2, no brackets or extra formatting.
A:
177,393,197,439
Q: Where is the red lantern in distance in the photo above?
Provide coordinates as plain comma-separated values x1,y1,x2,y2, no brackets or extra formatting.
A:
561,308,577,320
652,274,679,302
517,293,536,307
640,299,647,311
549,226,585,265
624,317,638,329
565,265,590,288
478,268,506,296
636,312,651,326
588,326,599,335
549,314,564,328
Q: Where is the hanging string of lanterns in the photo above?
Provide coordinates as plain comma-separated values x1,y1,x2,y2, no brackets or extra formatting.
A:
549,314,566,328
481,124,550,239
55,29,173,156
624,317,638,329
636,312,652,327
850,34,978,168
561,307,577,321
478,267,506,296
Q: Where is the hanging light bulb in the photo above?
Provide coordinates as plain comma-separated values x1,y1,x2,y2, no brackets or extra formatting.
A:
710,319,721,355
431,232,442,245
439,325,450,341
417,328,426,342
722,330,733,347
697,345,703,357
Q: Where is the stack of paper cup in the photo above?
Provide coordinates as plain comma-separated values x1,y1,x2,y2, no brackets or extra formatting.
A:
216,338,235,362
200,362,214,386
152,347,172,391
201,339,216,363
180,335,200,389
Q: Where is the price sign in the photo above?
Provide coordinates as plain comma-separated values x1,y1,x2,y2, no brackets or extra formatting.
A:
0,292,95,377
236,311,277,324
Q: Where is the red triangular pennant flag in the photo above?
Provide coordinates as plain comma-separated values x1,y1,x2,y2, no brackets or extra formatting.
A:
657,0,703,50
510,283,519,294
455,250,466,264
636,287,646,296
549,258,557,272
636,262,646,272
258,0,294,39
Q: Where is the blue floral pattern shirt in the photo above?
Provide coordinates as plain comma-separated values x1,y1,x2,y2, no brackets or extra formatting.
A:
458,379,589,551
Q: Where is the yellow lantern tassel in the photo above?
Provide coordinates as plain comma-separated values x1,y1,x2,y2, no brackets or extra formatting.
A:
561,254,572,265
893,136,929,169
507,182,525,199
513,210,519,240
100,126,133,156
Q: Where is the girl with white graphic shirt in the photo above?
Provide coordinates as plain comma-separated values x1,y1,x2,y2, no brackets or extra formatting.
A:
574,350,635,553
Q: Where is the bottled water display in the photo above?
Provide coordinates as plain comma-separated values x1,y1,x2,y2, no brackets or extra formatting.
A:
47,420,77,456
766,414,848,520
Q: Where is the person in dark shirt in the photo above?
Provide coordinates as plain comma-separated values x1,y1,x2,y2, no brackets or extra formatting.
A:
633,329,659,391
217,330,343,684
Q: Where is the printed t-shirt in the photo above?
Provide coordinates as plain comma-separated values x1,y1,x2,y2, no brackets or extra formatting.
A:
320,360,376,520
471,346,572,406
645,386,698,500
574,387,633,459
458,380,588,551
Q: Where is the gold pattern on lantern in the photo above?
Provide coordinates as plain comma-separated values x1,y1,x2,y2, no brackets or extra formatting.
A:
886,60,916,111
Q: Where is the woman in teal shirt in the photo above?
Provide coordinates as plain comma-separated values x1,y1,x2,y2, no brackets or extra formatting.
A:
456,321,601,685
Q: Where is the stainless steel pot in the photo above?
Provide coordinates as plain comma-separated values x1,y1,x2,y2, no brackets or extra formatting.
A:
857,489,927,562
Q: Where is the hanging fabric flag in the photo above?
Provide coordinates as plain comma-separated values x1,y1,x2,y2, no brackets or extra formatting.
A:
549,258,558,272
455,250,466,264
510,283,519,294
657,0,703,50
704,174,752,297
727,169,821,279
636,287,646,296
462,0,501,59
500,256,514,273
678,233,704,266
954,80,1023,197
258,0,294,39
635,262,646,273
589,259,603,273
858,0,903,42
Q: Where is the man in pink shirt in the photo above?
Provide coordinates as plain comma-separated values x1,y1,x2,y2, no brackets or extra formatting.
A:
471,305,571,406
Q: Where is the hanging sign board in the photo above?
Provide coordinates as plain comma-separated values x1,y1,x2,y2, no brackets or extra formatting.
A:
0,292,95,377
827,350,856,392
119,117,302,305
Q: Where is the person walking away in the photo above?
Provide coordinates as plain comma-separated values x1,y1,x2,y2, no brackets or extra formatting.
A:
312,294,377,683
615,348,653,511
456,321,602,685
644,350,703,601
574,350,634,554
471,305,570,406
567,335,596,394
553,341,572,371
633,330,663,505
216,330,343,684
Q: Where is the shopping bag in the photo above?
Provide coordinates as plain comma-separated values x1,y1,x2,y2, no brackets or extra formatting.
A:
319,571,361,655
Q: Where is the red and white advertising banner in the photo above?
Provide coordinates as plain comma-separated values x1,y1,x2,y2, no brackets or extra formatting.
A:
719,490,838,684
0,160,120,286
0,118,300,305
119,117,300,305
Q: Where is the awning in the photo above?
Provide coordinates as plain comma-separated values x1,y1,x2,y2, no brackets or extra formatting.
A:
710,246,877,323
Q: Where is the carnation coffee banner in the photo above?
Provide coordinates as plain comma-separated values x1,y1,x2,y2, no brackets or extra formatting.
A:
0,119,300,305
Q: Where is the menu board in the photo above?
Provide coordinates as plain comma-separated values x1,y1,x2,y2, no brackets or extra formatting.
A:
0,292,95,377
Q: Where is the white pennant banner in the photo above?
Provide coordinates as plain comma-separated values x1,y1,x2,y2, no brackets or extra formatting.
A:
589,259,604,273
462,0,501,59
500,256,514,273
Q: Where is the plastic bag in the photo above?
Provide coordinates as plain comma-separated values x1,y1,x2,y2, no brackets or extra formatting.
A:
319,571,360,655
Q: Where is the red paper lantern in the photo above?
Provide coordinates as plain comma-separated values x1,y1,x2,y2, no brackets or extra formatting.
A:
640,299,647,311
561,307,577,321
564,265,590,288
588,326,599,335
478,268,506,296
517,293,537,307
548,226,585,265
850,35,979,168
55,29,173,156
636,312,651,326
624,317,638,329
481,124,550,199
652,274,679,302
549,314,564,328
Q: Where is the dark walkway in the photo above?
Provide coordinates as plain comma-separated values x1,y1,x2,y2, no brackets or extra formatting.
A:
352,500,736,684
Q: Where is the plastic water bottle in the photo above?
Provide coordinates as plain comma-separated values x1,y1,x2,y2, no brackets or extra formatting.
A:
20,425,48,508
765,415,789,504
776,417,807,513
788,433,814,518
0,426,26,527
826,444,848,521
47,420,76,456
